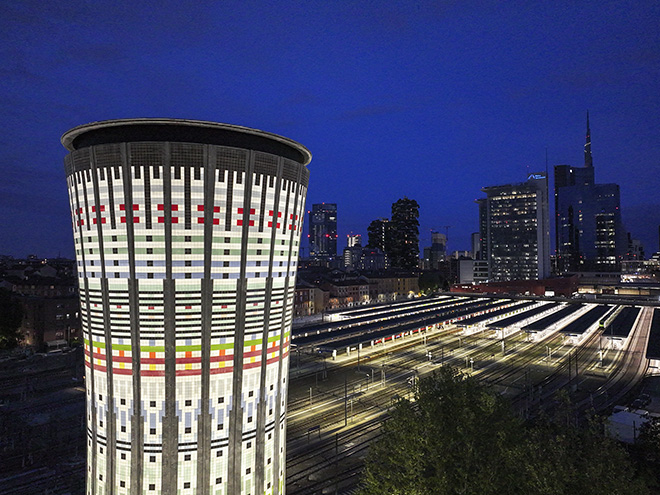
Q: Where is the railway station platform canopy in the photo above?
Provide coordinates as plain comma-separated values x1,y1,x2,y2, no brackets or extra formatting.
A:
455,300,535,328
603,307,641,338
486,302,558,330
522,304,584,333
646,309,660,370
559,305,611,336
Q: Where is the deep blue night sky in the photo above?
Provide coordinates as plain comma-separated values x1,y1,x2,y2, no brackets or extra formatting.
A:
1,1,658,259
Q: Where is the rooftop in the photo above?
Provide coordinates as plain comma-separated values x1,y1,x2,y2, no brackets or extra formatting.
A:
61,118,312,165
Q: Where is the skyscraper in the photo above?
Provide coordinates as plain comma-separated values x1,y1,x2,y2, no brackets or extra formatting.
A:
308,203,337,259
366,218,391,253
555,114,627,272
62,119,311,495
422,232,446,270
389,197,420,270
346,234,362,248
478,173,550,281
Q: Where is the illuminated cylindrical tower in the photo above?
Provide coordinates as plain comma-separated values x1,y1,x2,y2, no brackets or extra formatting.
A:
62,119,311,495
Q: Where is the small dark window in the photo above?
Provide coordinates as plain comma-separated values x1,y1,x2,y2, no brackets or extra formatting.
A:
121,453,126,460
218,397,224,403
121,398,126,405
150,428,156,435
112,248,118,254
248,416,253,423
247,442,251,448
185,273,191,279
185,260,191,266
185,248,191,254
147,248,153,254
185,400,192,406
248,391,253,397
216,477,222,484
150,401,156,407
185,236,191,242
257,238,263,244
147,260,153,267
217,450,223,457
184,482,190,489
246,468,251,475
121,426,126,432
184,454,191,461
149,484,155,490
224,249,230,255
223,261,229,267
185,427,191,433
256,250,262,255
150,456,156,462
224,237,230,243
146,236,152,242
147,273,154,279
223,273,229,279
112,235,117,241
120,481,125,487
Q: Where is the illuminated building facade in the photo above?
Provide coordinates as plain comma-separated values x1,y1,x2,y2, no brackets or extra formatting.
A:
62,119,311,495
478,173,550,282
308,203,337,258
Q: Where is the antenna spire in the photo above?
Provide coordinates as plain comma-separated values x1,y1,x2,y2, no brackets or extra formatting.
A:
584,110,593,168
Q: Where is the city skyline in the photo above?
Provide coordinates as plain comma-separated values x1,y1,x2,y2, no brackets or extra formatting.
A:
1,1,659,257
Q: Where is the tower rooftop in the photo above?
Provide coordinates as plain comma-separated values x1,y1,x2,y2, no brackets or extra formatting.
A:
61,118,312,165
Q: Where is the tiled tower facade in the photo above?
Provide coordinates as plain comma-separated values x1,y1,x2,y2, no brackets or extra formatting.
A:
61,119,311,495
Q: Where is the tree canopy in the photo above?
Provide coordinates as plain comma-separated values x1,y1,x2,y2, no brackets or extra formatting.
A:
418,271,447,294
359,366,651,495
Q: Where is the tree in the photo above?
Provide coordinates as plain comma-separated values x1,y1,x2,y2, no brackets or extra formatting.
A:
389,197,419,269
418,271,445,294
360,367,530,495
359,367,650,495
634,418,660,489
0,288,23,350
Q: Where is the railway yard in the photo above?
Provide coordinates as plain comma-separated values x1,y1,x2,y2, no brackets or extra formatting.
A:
285,294,660,494
0,294,659,494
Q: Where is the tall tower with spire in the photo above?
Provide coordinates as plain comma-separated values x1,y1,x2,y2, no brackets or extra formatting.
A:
584,111,593,168
554,113,627,273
